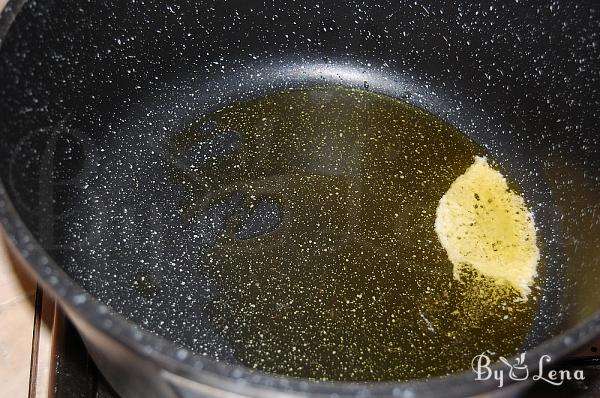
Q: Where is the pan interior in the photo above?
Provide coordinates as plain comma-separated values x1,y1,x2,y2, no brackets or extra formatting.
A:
56,79,554,381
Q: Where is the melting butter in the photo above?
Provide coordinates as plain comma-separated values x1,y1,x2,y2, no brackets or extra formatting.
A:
435,156,539,298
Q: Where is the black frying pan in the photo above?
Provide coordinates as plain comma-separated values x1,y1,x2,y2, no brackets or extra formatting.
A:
0,1,599,397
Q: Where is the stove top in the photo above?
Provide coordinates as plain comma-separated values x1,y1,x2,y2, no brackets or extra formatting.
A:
52,316,118,398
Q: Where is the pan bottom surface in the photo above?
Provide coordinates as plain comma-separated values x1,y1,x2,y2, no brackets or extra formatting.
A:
56,66,563,382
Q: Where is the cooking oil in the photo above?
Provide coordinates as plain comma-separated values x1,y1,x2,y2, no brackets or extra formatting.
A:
171,86,538,382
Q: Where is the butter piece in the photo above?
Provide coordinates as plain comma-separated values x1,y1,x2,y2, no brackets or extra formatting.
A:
435,156,539,298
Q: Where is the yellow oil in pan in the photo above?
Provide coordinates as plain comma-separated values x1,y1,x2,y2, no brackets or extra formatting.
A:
173,86,539,382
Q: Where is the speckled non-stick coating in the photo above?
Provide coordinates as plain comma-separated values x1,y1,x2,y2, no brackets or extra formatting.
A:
0,1,599,397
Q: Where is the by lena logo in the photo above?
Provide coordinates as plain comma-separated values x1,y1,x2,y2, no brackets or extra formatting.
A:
472,352,585,388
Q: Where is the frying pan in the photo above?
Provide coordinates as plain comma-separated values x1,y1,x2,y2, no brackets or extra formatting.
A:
0,0,599,397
